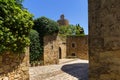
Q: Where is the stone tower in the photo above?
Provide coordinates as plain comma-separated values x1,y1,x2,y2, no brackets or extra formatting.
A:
57,14,69,26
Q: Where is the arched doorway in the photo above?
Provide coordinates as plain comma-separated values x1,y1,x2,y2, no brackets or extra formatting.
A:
59,47,62,59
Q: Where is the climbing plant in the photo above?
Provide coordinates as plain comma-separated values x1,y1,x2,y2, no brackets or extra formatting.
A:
0,0,33,53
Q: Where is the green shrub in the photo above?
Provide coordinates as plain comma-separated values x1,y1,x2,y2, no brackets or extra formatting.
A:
0,0,33,53
33,16,59,56
29,29,42,62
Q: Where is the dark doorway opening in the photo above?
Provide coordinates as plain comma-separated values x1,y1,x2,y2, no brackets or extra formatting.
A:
72,43,75,48
71,53,76,56
59,47,62,59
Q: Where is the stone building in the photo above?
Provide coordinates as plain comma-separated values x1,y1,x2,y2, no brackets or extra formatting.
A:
43,14,88,65
43,34,88,65
43,34,67,65
67,35,88,59
57,14,69,26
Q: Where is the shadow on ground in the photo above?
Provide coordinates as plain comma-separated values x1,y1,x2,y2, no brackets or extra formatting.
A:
61,63,88,80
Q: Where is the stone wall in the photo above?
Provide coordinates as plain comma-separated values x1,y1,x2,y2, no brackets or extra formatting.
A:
67,36,88,59
44,34,67,65
44,34,59,65
58,36,67,59
59,44,66,59
0,47,29,80
89,0,120,79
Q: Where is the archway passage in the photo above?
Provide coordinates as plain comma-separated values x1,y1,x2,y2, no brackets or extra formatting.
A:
59,47,62,59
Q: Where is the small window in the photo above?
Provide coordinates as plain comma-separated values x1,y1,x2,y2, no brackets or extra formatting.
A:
62,42,66,45
71,53,76,56
51,45,53,49
72,43,75,48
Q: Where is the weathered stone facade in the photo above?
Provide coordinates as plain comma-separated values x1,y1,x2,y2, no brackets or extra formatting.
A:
67,36,88,59
58,36,67,59
44,34,59,65
89,0,120,79
44,34,67,65
44,34,88,65
0,47,29,80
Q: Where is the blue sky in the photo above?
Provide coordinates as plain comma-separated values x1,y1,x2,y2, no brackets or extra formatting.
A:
22,0,88,34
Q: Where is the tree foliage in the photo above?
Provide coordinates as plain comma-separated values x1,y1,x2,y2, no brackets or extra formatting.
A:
75,24,85,36
59,24,85,36
0,0,33,53
33,16,59,45
59,25,75,36
29,29,42,62
33,16,59,56
33,16,59,36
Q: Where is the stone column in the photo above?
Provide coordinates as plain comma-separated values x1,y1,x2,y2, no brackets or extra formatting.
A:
89,0,120,79
0,47,29,80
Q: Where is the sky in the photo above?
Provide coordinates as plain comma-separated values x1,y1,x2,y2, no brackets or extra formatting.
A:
22,0,88,34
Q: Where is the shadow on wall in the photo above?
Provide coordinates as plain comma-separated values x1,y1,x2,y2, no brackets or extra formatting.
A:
61,63,88,80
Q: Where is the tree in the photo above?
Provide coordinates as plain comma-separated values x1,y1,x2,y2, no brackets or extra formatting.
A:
59,24,85,36
75,24,85,36
0,0,33,53
33,16,59,55
33,16,59,36
33,16,59,43
59,25,74,36
29,29,42,62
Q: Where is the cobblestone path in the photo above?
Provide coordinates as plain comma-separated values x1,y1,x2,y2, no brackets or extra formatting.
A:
30,59,88,80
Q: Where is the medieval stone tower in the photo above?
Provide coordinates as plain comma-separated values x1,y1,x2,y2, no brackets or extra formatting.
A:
57,14,69,26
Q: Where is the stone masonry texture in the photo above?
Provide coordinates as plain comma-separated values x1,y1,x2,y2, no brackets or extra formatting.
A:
89,0,120,80
67,36,88,59
44,34,59,65
44,34,88,65
0,47,29,80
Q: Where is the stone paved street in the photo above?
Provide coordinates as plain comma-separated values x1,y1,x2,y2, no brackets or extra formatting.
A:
30,59,88,80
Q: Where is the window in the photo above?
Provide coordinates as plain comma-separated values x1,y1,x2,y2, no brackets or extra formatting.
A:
71,53,76,56
51,45,53,49
72,43,75,48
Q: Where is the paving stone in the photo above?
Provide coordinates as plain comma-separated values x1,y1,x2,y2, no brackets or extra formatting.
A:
30,59,88,80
